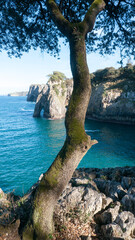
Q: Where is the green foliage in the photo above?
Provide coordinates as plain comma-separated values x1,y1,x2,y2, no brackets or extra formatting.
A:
53,85,59,95
48,234,53,239
62,90,66,96
100,175,108,180
0,0,134,60
48,71,67,83
61,81,66,89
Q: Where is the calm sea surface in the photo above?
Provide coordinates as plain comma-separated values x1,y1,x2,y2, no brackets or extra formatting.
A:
0,96,135,195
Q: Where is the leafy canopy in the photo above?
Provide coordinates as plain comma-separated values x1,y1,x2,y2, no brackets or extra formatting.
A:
0,0,134,60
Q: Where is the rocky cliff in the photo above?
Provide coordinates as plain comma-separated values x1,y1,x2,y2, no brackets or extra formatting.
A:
27,84,45,102
87,64,135,124
29,65,135,124
33,72,73,119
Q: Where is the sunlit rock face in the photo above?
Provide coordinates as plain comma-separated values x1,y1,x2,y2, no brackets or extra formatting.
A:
33,72,73,119
87,64,135,124
29,65,135,123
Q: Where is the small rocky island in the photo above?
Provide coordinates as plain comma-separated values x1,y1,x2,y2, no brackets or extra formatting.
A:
27,64,135,124
27,71,73,119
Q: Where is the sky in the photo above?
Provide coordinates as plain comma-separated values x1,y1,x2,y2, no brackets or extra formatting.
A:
0,42,134,95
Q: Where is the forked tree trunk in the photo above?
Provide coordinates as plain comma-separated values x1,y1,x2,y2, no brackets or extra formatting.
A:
22,34,97,240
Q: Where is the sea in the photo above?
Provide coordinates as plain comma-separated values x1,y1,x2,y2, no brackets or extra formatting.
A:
0,96,135,195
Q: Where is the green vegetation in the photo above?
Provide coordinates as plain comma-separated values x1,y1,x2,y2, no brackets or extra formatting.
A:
48,72,67,83
53,85,59,95
100,175,108,180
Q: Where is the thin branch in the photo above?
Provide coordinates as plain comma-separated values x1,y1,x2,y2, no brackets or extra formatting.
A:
46,0,71,37
81,0,106,35
120,0,134,7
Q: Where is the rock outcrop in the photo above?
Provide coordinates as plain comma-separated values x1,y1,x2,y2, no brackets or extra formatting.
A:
27,84,45,102
87,64,135,124
28,64,135,124
1,166,135,239
54,166,135,239
33,72,73,119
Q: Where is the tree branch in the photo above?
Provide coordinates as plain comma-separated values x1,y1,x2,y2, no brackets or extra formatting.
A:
82,0,106,35
46,0,71,37
119,0,134,7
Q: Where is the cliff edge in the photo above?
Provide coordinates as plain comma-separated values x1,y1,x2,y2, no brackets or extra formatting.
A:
87,64,135,124
27,65,135,124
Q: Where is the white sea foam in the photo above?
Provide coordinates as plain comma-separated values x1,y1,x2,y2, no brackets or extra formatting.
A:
21,108,33,112
85,129,100,132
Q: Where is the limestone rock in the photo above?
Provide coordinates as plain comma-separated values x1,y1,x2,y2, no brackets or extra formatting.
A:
27,84,45,102
121,193,135,213
87,64,135,124
0,188,10,208
101,223,124,239
95,201,120,225
121,176,135,190
27,65,135,122
95,179,127,200
56,181,112,221
115,211,135,239
80,187,112,217
1,167,135,240
33,72,73,119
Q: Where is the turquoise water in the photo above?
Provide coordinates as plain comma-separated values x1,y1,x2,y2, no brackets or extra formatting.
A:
0,96,135,195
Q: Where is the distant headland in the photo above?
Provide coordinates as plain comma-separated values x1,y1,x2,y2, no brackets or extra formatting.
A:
8,91,28,97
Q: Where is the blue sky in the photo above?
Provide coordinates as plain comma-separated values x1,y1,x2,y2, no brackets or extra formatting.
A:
0,42,133,95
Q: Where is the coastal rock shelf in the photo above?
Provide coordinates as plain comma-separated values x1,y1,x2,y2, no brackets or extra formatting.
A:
54,166,135,239
27,64,135,124
0,166,135,239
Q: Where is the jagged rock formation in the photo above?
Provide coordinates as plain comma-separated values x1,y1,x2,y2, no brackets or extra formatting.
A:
54,166,135,240
1,166,135,239
29,65,135,124
87,64,135,124
27,84,45,102
33,72,73,119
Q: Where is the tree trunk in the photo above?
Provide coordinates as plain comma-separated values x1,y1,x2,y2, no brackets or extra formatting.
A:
22,33,97,240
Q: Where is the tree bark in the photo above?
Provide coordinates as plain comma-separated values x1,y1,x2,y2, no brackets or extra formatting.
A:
22,1,106,239
22,32,97,240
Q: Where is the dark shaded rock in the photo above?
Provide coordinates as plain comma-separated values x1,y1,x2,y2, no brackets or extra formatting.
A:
27,84,45,102
101,223,124,239
95,202,120,225
94,179,127,200
121,194,135,214
121,177,135,190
